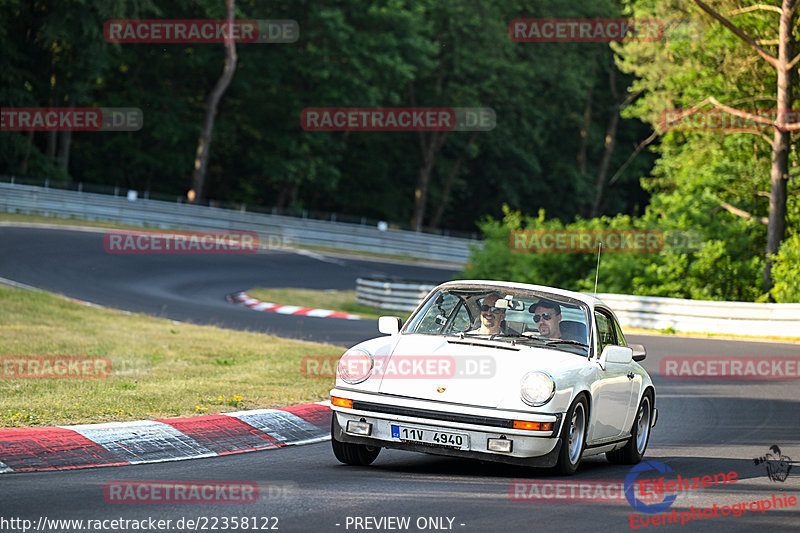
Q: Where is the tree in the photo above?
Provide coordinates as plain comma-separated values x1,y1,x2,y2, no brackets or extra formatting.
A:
689,0,798,290
613,0,799,299
189,0,237,203
0,0,159,180
407,0,649,231
2,0,655,235
616,0,798,294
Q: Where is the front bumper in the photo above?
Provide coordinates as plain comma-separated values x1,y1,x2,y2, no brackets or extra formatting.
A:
330,395,564,468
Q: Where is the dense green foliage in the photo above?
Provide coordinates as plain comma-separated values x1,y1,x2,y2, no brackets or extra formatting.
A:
1,0,650,232
2,0,797,301
464,0,799,302
771,233,800,302
463,203,767,301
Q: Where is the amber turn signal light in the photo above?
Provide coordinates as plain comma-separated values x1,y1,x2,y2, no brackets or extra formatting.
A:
512,420,553,431
331,396,353,408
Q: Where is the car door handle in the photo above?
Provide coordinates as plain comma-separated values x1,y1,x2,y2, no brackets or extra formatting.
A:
627,372,635,380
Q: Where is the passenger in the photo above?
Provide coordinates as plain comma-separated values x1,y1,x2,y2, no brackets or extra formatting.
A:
531,300,562,339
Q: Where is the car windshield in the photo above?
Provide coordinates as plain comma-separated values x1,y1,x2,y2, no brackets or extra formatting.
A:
402,286,591,354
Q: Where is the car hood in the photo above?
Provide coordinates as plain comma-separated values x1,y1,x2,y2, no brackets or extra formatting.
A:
374,334,585,409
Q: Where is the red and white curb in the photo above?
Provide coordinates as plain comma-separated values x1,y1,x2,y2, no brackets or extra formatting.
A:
229,292,361,320
0,402,331,474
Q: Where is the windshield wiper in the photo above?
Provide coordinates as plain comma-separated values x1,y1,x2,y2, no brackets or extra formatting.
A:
454,332,527,341
446,333,522,350
488,333,526,340
447,332,500,340
544,339,589,348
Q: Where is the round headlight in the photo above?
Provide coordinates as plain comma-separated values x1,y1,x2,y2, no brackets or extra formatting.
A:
520,371,555,406
337,348,373,384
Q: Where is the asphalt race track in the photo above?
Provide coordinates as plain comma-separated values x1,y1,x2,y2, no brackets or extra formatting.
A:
0,225,457,346
1,225,799,533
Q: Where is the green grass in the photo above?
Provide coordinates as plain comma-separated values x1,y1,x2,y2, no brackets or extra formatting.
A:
0,286,343,427
247,288,397,320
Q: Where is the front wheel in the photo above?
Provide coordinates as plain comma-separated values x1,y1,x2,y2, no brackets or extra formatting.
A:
554,396,587,476
331,417,381,466
607,391,653,465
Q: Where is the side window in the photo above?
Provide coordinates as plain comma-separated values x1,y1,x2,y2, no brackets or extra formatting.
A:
613,318,627,347
594,310,617,353
415,292,463,333
450,303,472,332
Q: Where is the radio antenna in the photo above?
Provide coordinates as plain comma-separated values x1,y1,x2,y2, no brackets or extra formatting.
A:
593,242,602,297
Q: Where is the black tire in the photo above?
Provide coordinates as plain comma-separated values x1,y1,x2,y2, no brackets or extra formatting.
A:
607,391,653,465
554,395,588,476
331,417,381,466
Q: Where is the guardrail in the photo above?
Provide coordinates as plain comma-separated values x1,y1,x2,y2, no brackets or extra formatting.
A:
0,182,479,263
355,278,800,338
596,293,800,338
355,278,439,311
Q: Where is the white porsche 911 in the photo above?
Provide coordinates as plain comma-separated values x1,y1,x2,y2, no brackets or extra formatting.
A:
330,280,657,475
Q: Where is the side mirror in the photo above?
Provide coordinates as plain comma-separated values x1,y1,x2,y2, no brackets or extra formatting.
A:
599,345,633,370
630,343,647,362
378,316,402,335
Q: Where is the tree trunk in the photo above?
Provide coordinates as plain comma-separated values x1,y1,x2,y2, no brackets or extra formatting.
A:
20,131,34,174
590,66,621,218
46,70,56,163
408,36,448,233
430,130,479,229
577,78,594,177
190,0,238,203
589,111,619,217
408,77,447,232
275,183,288,209
56,97,75,172
411,130,447,231
46,131,56,161
56,129,72,171
763,0,794,291
57,129,73,172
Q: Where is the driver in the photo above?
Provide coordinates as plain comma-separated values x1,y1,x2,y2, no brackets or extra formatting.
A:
531,300,562,339
472,292,506,335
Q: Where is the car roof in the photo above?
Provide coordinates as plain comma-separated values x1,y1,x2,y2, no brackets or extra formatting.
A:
436,279,605,309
